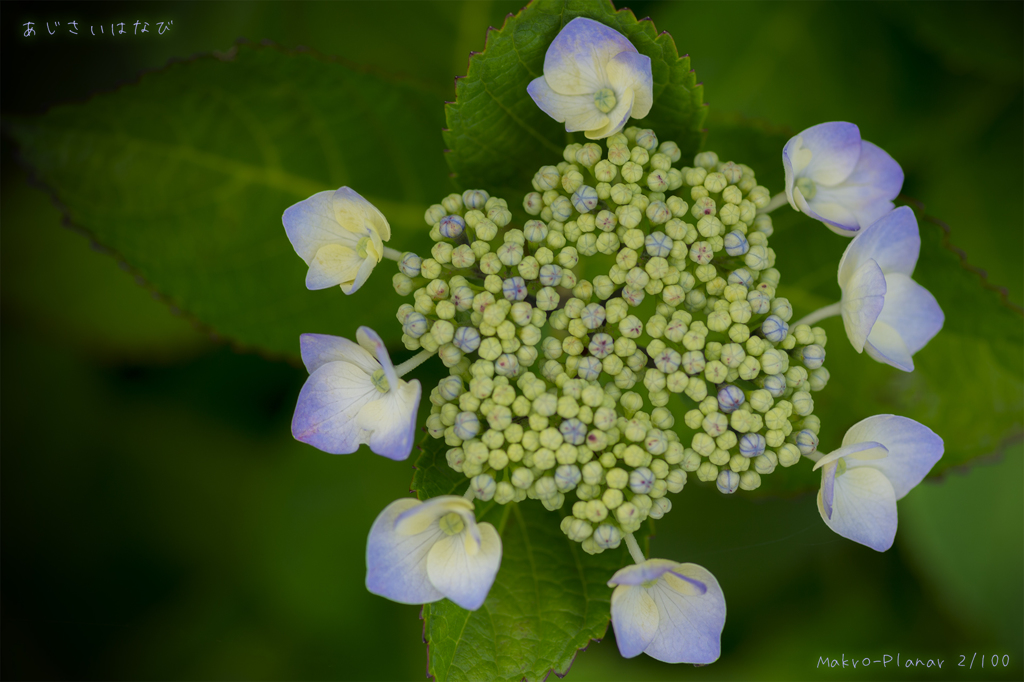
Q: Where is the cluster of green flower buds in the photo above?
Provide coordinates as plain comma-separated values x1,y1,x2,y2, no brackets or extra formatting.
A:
392,127,829,555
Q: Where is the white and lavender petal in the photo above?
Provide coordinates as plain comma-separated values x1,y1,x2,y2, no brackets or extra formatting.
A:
541,17,637,95
426,522,502,611
291,361,378,454
333,186,391,242
365,498,446,605
283,190,362,264
838,206,920,288
840,259,887,352
356,381,422,461
642,564,726,664
874,273,944,355
817,467,898,552
841,415,944,500
610,585,660,658
299,332,378,375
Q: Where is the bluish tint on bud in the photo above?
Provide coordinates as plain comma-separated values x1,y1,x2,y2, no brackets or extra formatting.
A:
438,376,464,402
801,344,826,369
717,385,745,413
739,433,766,458
762,374,787,397
761,315,789,343
716,470,740,494
453,326,481,353
453,412,480,440
645,231,673,258
399,252,422,277
439,214,466,239
503,277,528,302
539,263,563,287
560,418,587,445
404,312,429,338
462,189,490,210
629,467,655,494
572,185,600,213
795,429,819,454
724,231,749,256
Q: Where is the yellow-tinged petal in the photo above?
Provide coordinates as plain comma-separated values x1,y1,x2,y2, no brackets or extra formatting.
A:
393,496,474,536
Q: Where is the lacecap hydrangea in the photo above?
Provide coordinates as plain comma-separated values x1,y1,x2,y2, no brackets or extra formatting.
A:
393,127,830,555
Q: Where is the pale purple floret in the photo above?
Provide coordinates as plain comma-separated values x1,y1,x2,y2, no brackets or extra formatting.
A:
609,559,725,664
365,496,502,610
526,18,653,140
836,207,944,371
783,122,904,235
814,415,943,551
282,186,391,294
291,328,420,461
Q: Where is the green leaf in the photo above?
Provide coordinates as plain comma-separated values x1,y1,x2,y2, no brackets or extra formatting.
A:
7,43,454,362
412,434,629,682
1,168,210,361
443,0,706,192
704,115,1024,494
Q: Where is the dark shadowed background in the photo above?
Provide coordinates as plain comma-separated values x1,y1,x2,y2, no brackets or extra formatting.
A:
2,2,1022,680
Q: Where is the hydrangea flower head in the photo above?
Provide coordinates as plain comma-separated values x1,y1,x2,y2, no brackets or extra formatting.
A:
291,327,420,460
283,187,391,293
366,496,501,610
527,17,653,140
813,414,943,551
837,206,944,371
783,122,903,236
608,559,726,664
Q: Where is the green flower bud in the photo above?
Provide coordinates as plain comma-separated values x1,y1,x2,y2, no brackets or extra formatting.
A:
729,453,750,473
601,487,623,510
585,500,609,523
696,461,719,482
593,524,622,549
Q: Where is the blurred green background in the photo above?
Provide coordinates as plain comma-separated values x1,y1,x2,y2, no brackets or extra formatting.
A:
2,2,1021,680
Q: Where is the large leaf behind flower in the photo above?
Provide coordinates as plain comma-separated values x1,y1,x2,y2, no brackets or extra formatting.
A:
412,434,629,682
443,0,706,192
703,115,1024,494
7,44,453,361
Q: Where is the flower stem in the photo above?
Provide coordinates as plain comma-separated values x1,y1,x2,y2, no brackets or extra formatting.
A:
758,192,790,215
394,349,435,377
463,484,476,501
624,532,646,565
792,301,842,327
382,246,403,262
